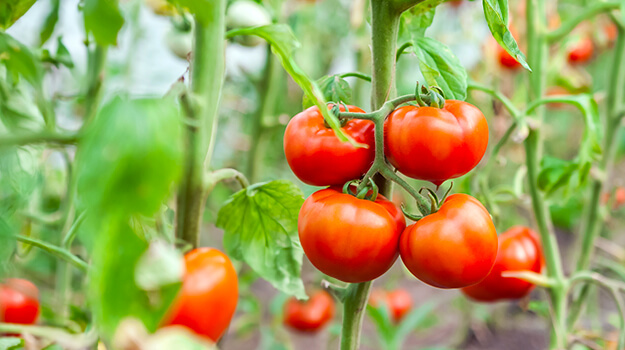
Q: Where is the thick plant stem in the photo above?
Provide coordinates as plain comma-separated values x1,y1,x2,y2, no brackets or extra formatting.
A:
339,1,404,349
340,282,373,350
83,45,107,124
525,0,567,348
176,1,226,248
569,23,625,328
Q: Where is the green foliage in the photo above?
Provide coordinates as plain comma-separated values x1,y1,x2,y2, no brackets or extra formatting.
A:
0,32,43,85
89,220,181,340
0,0,36,29
482,0,530,70
39,0,60,45
216,180,307,299
367,301,438,350
302,75,352,108
76,96,183,216
400,2,468,100
0,337,24,350
82,0,124,46
40,37,74,69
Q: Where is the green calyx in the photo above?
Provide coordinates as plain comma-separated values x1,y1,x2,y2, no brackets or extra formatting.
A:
343,178,379,202
401,182,454,220
414,83,446,109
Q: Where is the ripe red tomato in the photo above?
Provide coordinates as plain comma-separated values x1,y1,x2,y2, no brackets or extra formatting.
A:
567,37,594,64
298,187,406,283
399,194,497,289
602,186,625,210
162,248,238,342
461,226,543,302
497,45,522,70
283,290,335,332
369,289,413,323
0,279,40,324
384,101,489,186
284,105,374,186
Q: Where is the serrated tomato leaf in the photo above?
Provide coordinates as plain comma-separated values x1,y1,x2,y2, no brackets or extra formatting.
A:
482,0,530,71
302,75,352,109
399,0,443,38
216,180,306,299
414,37,467,100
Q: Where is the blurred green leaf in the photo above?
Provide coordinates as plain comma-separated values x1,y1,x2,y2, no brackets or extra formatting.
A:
82,0,124,46
395,301,437,342
135,240,184,291
413,37,467,100
528,300,550,318
41,344,63,350
0,0,36,29
0,337,24,350
76,96,183,216
302,75,352,109
366,303,395,347
89,220,181,340
39,0,60,45
400,0,443,38
482,0,530,71
216,180,306,299
0,32,43,85
40,37,74,68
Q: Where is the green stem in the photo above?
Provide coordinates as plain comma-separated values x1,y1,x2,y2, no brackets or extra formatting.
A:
83,44,107,124
15,235,88,272
176,1,226,249
339,282,373,350
525,0,567,348
546,1,620,43
0,132,79,147
467,82,521,119
62,211,88,249
568,19,625,329
339,72,372,82
205,168,250,194
0,324,98,347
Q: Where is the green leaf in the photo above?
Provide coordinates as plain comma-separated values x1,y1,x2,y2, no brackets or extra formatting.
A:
400,0,444,38
39,0,60,45
366,304,395,348
394,301,437,345
482,0,530,71
0,74,43,132
302,75,352,109
0,0,36,29
76,96,183,216
413,37,468,100
0,32,43,85
41,344,64,350
89,219,181,340
82,0,124,46
216,180,306,299
0,337,24,350
226,24,363,147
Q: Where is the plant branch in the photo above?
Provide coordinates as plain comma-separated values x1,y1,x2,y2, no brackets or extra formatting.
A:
0,324,98,350
0,132,79,147
546,1,620,43
15,235,88,272
467,82,522,119
340,72,372,82
205,168,250,194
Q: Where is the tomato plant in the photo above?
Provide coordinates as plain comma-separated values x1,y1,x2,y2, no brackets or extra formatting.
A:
0,279,39,325
298,187,405,283
284,105,374,186
283,290,335,332
384,100,489,186
462,226,543,302
162,248,238,342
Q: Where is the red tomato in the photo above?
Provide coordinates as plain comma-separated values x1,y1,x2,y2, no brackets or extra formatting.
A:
605,23,618,44
298,187,406,283
284,105,374,186
601,186,625,210
461,226,543,302
498,45,522,70
283,290,335,332
163,248,238,342
0,279,40,324
384,101,489,186
399,194,497,289
369,289,413,323
567,37,594,64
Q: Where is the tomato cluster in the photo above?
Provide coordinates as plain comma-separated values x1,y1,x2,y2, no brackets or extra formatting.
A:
286,100,508,291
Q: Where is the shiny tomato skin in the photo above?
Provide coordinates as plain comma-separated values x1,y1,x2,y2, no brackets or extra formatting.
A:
0,279,40,324
163,248,238,342
498,45,522,69
384,101,489,186
369,289,413,323
283,290,335,332
298,188,406,283
284,105,374,186
462,226,543,302
399,194,497,289
567,37,594,64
